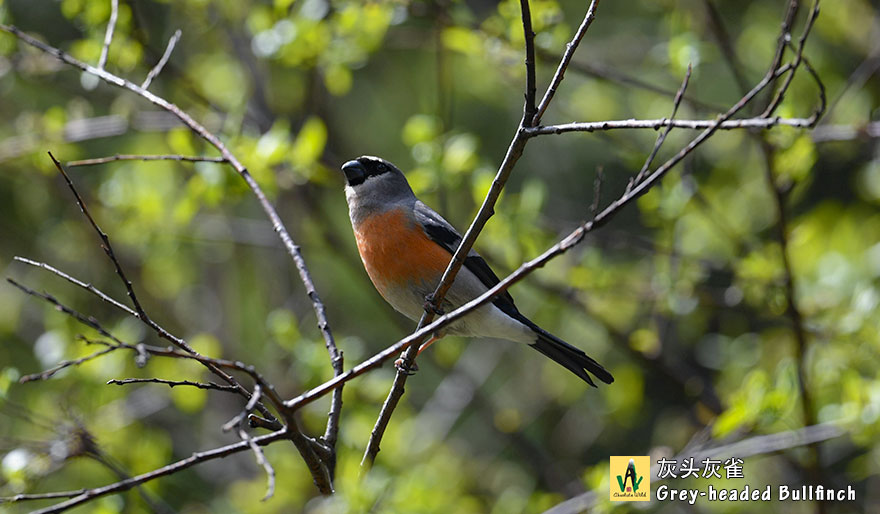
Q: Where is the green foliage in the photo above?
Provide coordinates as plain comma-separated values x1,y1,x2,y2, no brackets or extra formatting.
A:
1,0,879,512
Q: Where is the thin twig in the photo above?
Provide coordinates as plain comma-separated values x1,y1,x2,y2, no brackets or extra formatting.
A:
107,378,239,392
631,63,692,189
97,0,118,71
0,26,338,442
49,153,149,320
520,0,537,122
142,29,182,90
20,346,118,383
13,256,135,315
26,429,289,514
67,153,224,167
762,1,821,117
223,385,264,432
43,153,282,422
1,490,89,504
531,0,600,126
526,114,821,136
8,279,281,421
229,386,276,501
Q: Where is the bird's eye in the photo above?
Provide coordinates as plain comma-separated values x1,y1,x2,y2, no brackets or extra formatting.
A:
376,163,388,173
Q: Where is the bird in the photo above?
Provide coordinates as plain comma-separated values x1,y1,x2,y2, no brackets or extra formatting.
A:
340,155,613,387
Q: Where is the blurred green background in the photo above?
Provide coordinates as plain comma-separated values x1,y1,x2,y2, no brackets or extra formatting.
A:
1,0,878,512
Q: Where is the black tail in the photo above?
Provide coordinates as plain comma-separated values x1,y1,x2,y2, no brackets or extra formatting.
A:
523,321,613,387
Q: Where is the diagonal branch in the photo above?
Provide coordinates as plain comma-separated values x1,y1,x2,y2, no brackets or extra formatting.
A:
531,0,601,126
0,24,339,420
97,0,118,71
142,29,182,90
24,429,289,514
49,153,149,320
629,63,692,190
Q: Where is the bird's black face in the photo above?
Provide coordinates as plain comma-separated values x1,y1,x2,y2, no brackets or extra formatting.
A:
341,156,395,186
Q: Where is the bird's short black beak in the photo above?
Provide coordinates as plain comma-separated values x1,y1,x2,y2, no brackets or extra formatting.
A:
341,160,366,186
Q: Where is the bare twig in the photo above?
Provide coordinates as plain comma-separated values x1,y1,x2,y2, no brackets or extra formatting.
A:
8,279,282,421
25,429,289,514
0,25,338,426
107,378,239,392
13,257,135,315
97,0,118,71
49,153,149,320
142,29,182,90
520,0,537,122
43,154,282,422
630,63,692,191
228,386,276,501
762,1,821,118
67,153,225,167
525,113,821,135
1,490,89,504
20,346,118,383
224,385,264,432
531,0,600,126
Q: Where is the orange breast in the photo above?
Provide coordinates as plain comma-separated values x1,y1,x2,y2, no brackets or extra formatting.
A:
354,208,451,293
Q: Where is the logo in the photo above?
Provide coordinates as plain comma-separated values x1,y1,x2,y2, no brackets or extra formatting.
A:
610,456,650,501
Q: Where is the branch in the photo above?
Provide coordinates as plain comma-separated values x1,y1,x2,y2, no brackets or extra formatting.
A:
107,378,239,392
20,346,118,383
520,0,537,122
97,0,118,71
67,153,225,167
525,113,821,135
142,29,182,90
49,153,149,319
0,490,88,504
762,1,821,118
7,278,282,419
23,429,289,514
531,0,600,126
630,63,692,190
0,24,339,423
41,154,282,423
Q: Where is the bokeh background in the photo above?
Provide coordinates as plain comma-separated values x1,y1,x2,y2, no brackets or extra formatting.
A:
1,0,878,512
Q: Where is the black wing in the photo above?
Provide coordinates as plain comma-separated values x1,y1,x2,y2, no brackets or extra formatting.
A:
413,201,520,317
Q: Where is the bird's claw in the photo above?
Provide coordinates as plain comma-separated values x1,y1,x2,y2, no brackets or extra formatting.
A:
394,357,419,375
423,294,444,316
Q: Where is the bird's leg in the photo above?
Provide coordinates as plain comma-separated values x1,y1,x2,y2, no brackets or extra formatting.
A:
393,334,442,373
417,334,441,354
423,294,445,316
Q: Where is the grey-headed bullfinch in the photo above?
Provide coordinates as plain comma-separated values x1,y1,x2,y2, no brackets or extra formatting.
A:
341,155,613,387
